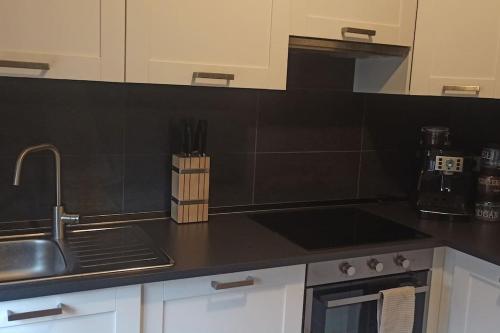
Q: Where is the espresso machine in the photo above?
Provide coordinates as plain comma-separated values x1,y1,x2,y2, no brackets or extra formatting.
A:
416,126,473,218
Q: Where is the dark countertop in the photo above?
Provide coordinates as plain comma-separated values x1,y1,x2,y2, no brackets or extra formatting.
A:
1,201,495,301
364,203,500,267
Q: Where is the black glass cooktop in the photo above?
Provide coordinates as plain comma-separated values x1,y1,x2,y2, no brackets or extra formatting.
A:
248,207,429,251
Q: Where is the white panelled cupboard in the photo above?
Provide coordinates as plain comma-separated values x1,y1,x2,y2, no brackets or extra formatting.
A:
142,265,305,333
438,249,500,333
290,0,418,47
126,0,290,89
411,0,500,98
0,285,141,333
0,0,125,81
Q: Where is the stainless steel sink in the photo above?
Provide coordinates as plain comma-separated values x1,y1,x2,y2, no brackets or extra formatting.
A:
0,225,173,284
0,239,67,283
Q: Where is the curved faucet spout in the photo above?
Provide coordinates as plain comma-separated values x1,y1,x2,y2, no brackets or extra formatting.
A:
13,143,61,206
12,144,77,240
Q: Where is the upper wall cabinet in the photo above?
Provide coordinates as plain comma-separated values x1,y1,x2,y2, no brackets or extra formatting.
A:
411,0,500,98
0,0,125,82
290,0,418,46
126,0,289,90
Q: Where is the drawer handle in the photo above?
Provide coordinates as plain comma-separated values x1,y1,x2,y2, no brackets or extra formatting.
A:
341,27,377,37
0,60,50,71
211,277,255,290
7,304,63,321
192,72,235,87
442,85,480,95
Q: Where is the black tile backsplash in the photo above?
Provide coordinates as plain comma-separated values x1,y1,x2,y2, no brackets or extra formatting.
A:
257,90,363,152
123,154,170,213
2,50,500,222
358,150,413,199
254,152,359,204
210,153,255,207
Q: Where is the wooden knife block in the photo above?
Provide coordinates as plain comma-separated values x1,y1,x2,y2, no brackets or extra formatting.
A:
171,154,210,223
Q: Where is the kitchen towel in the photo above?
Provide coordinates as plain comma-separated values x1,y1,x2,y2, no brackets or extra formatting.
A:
377,286,415,333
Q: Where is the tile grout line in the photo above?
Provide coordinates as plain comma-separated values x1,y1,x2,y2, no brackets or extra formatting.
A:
251,93,261,205
255,150,372,154
356,96,367,198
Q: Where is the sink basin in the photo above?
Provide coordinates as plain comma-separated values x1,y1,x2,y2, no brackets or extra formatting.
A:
0,239,67,283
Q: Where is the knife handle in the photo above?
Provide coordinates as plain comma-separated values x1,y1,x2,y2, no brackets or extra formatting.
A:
183,120,193,156
199,120,208,155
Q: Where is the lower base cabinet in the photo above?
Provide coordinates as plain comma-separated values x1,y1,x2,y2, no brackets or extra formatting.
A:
142,265,306,333
441,249,500,333
0,265,305,333
0,285,141,333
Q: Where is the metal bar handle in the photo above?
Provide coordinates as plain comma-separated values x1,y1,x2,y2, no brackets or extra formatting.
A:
341,27,377,37
325,286,428,308
0,60,50,71
442,85,480,94
211,277,255,290
193,72,235,81
192,72,235,87
7,304,63,321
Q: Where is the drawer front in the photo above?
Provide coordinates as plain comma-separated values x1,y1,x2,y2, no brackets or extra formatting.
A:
0,288,116,328
163,265,305,301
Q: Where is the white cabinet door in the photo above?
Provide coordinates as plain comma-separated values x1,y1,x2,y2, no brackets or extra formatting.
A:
126,0,289,90
142,265,306,333
290,0,417,46
411,0,500,98
0,0,125,81
444,250,500,333
0,285,141,333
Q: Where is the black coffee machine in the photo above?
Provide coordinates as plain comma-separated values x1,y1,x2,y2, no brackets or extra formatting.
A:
416,126,473,218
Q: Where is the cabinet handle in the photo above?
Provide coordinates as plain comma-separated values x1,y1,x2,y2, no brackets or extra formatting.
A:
442,85,480,95
0,60,50,71
211,277,255,290
7,304,63,321
192,72,235,87
341,27,377,37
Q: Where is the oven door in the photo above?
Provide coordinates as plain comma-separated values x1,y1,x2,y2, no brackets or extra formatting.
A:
305,271,429,333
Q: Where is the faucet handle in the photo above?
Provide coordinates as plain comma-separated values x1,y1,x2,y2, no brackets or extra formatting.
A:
61,213,79,225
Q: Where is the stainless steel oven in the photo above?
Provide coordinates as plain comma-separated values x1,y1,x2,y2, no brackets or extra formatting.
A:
304,248,433,333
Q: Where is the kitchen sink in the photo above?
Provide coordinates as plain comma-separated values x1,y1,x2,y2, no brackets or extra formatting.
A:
0,239,67,283
0,225,173,284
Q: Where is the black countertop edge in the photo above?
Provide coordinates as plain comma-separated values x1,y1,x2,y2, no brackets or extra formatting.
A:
1,200,495,302
0,238,439,302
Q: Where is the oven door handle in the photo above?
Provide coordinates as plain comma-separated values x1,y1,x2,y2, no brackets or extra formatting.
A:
324,286,428,308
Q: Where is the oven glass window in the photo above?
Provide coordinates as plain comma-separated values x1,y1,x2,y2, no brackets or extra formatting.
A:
310,272,428,333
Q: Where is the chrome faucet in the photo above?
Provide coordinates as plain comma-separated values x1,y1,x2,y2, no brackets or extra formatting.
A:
13,144,79,240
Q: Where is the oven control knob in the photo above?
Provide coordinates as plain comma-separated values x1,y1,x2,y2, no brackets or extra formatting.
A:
395,255,411,269
368,259,384,272
339,262,356,276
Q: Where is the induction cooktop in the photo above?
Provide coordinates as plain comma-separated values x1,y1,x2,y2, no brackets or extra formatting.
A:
248,207,429,251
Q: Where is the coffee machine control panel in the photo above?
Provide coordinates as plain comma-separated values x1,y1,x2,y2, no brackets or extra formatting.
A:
435,156,464,173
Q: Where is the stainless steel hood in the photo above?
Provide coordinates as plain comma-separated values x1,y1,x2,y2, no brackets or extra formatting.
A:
289,36,410,58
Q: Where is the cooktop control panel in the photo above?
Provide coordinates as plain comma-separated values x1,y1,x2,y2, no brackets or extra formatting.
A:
306,248,434,287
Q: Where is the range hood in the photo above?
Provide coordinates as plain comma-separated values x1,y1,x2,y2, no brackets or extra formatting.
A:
289,36,410,58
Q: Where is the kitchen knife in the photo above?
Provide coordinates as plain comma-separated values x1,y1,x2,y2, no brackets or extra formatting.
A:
193,120,208,156
183,120,193,156
199,120,208,156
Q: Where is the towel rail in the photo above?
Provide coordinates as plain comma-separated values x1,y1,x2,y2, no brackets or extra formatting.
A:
325,286,428,308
